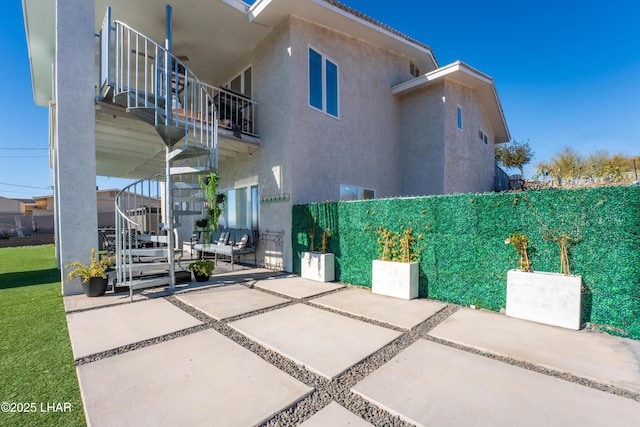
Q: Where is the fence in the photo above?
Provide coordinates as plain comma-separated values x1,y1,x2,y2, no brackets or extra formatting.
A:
0,214,53,237
292,186,640,339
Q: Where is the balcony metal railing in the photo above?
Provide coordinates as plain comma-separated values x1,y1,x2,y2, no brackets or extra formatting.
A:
99,8,258,140
204,84,258,137
110,21,217,150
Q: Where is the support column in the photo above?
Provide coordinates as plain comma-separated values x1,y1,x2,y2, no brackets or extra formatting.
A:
55,0,98,295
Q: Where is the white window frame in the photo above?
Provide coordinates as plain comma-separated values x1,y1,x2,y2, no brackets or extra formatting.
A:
308,46,340,119
224,65,252,98
219,184,259,230
479,129,488,145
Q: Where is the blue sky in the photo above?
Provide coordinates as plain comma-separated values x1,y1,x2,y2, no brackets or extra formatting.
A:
1,0,639,199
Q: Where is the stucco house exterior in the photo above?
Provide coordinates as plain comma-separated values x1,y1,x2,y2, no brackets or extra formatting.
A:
23,0,509,294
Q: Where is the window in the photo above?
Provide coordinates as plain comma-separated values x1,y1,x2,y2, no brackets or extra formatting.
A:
226,66,252,97
340,185,375,201
220,185,259,230
309,47,339,118
479,129,488,144
410,62,421,77
457,106,463,130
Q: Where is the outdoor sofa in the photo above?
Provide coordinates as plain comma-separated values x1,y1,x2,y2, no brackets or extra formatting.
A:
192,228,257,270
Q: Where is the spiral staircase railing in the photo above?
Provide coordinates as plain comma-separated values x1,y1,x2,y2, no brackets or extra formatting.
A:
100,11,218,299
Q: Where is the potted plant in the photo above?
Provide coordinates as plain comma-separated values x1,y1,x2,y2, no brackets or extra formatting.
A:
65,248,113,297
371,226,421,300
187,259,215,282
505,232,582,330
301,227,335,282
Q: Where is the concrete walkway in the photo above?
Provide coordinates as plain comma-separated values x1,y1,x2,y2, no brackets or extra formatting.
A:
65,266,640,426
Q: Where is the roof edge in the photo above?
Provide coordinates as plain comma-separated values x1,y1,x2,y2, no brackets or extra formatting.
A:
393,61,510,143
250,0,439,69
22,0,42,106
317,0,438,68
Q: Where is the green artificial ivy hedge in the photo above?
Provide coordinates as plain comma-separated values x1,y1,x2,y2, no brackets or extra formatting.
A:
292,186,640,338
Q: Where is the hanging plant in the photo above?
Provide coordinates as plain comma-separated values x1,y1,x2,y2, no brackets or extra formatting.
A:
200,172,225,244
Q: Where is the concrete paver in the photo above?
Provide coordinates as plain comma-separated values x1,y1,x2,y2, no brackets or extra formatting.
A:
64,269,640,426
63,291,147,313
67,298,202,359
229,304,401,379
254,276,345,298
206,267,283,285
311,287,446,329
176,284,289,320
77,329,313,426
429,308,640,393
352,339,640,427
300,402,374,427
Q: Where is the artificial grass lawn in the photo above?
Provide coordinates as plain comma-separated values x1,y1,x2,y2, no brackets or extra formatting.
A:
0,245,85,427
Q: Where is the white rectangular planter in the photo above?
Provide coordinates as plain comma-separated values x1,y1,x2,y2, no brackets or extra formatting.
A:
506,269,582,330
301,252,335,282
372,260,419,300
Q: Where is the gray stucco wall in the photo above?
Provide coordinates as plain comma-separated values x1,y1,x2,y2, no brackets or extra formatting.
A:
231,16,425,271
216,18,294,270
397,82,446,196
288,17,416,203
255,18,294,270
443,81,496,194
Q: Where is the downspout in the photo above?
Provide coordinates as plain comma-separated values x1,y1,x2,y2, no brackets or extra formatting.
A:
164,3,175,290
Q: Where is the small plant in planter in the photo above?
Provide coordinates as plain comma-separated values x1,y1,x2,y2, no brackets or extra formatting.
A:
65,248,113,297
545,233,578,276
320,228,333,254
301,226,335,282
505,232,532,272
372,225,421,300
504,231,582,330
187,259,215,282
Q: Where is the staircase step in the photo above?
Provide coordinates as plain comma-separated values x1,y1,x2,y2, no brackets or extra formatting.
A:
101,84,114,101
118,261,169,274
174,209,202,216
127,106,157,126
122,248,170,258
128,276,172,290
169,166,209,176
173,195,205,202
157,124,186,147
172,182,201,190
168,145,211,161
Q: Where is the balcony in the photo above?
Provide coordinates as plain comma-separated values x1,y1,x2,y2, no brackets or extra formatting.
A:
206,85,258,140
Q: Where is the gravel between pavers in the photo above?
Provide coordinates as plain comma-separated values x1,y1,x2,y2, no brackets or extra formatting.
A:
74,282,640,427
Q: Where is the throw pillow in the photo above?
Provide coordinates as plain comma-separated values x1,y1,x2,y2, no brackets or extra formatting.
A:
217,232,229,245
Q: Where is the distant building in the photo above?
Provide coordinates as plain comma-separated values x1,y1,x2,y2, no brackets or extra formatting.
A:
0,189,124,237
0,196,29,236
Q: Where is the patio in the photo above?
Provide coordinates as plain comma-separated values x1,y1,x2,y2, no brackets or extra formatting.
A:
65,264,640,426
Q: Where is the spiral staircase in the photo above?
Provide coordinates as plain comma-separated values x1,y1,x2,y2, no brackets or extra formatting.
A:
98,8,217,298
